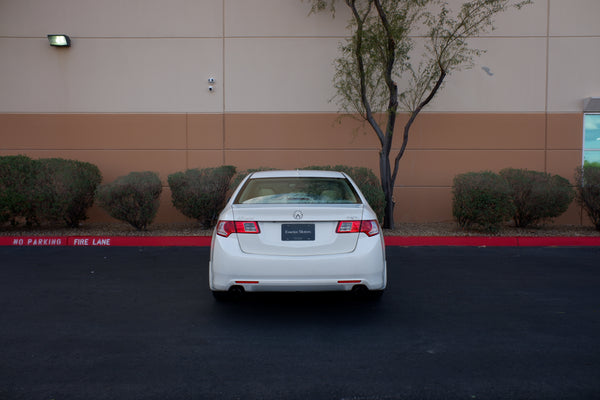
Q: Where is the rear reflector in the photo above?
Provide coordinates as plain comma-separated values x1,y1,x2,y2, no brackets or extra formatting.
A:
235,281,259,284
338,280,362,284
217,221,261,237
336,220,380,237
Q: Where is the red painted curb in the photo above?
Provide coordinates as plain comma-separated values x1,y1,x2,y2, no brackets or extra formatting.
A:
515,236,600,247
0,236,212,247
384,236,519,247
1,235,599,247
68,236,212,247
383,236,600,247
0,237,68,246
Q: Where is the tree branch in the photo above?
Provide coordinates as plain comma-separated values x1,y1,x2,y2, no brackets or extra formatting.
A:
392,68,447,185
346,1,386,146
372,0,399,156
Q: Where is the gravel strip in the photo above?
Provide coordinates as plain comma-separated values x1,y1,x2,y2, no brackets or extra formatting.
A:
1,221,598,237
387,222,599,237
0,222,213,237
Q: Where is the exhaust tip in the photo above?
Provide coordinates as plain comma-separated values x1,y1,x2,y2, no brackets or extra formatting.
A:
351,284,369,295
228,285,245,299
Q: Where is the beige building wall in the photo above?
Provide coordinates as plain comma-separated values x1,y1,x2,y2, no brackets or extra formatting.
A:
1,0,598,225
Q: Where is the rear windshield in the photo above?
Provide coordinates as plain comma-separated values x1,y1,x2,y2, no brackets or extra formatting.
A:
234,177,361,205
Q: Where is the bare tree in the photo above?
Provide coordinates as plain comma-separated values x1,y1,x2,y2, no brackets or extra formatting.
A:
307,0,531,228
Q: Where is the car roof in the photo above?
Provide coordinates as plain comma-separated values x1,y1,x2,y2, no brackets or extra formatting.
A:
249,170,347,179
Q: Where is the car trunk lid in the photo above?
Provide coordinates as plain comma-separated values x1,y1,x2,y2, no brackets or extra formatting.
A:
231,204,364,256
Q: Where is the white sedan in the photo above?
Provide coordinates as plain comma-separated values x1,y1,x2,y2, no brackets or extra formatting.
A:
209,170,387,299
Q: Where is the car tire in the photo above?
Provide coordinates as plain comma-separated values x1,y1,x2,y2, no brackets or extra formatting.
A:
212,286,245,302
367,290,384,300
351,285,384,301
212,290,230,302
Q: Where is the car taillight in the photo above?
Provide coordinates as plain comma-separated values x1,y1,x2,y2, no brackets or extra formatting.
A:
216,221,261,237
336,220,380,237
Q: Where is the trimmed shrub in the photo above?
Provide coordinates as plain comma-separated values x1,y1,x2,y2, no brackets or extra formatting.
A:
304,165,385,223
575,165,600,231
500,168,575,228
36,158,102,227
452,171,514,233
97,172,162,231
0,155,40,225
168,166,236,228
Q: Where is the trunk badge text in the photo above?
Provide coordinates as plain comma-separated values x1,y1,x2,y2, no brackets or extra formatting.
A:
293,210,303,220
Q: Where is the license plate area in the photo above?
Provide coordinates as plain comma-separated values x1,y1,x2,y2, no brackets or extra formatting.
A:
281,224,315,241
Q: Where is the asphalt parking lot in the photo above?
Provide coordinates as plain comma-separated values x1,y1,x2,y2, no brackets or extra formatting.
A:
1,246,599,400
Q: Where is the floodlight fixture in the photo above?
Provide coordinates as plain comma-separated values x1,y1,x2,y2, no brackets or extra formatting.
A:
47,34,71,47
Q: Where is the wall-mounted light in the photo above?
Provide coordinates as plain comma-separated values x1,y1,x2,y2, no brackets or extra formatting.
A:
47,34,71,47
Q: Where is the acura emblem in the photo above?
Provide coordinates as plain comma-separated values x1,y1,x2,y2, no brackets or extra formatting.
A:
293,210,303,220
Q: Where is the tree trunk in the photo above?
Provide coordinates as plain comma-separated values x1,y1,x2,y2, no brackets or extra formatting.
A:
380,146,395,229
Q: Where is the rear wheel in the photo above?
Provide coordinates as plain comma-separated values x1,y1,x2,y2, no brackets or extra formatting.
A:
351,285,384,301
367,289,384,300
211,290,230,302
212,285,245,302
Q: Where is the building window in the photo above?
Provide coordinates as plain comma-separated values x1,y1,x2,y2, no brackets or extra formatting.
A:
584,98,600,167
584,114,600,166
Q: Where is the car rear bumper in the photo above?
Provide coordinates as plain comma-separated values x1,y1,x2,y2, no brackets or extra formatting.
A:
209,233,387,292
